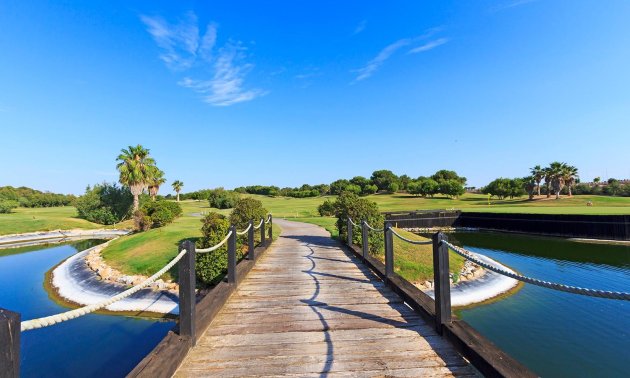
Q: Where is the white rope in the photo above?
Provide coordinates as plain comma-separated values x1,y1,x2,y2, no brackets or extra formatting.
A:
348,218,360,228
253,219,264,230
21,249,187,331
196,230,233,253
264,215,272,224
443,241,630,301
236,223,252,235
365,222,384,233
390,228,432,245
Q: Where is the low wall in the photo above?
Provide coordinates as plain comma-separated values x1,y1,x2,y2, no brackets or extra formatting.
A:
384,211,630,240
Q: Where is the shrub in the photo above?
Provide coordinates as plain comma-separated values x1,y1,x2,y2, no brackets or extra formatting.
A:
76,183,133,225
196,212,230,285
141,200,183,228
318,199,335,216
388,182,400,193
332,192,384,254
208,188,240,209
133,210,151,231
0,200,18,214
229,198,268,229
342,184,362,195
361,184,378,196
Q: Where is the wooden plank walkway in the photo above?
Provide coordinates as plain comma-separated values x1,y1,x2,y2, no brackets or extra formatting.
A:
175,219,477,377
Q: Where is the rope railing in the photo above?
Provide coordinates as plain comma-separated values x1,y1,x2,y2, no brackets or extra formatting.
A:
196,230,233,253
442,241,630,301
364,222,384,233
390,228,432,245
21,249,188,331
265,215,272,224
253,218,264,230
236,223,252,236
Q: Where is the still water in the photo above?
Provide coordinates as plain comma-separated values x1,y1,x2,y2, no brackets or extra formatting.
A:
450,232,630,377
0,240,174,377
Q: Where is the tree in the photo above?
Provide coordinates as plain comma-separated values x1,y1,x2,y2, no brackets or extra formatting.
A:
147,168,166,201
387,182,400,193
561,165,579,196
76,183,133,224
398,175,411,191
548,161,567,199
171,180,184,202
332,192,384,254
593,177,601,184
530,165,544,196
543,167,553,198
350,176,370,189
431,170,467,185
439,179,465,198
330,179,351,195
370,170,398,192
361,184,378,196
418,178,440,197
229,198,268,230
523,176,536,200
116,145,158,211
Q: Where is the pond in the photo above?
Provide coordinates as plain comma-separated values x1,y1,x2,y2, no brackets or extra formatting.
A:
448,232,630,377
0,240,174,377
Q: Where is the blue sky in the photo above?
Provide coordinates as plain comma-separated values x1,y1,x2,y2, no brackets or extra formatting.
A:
1,0,629,195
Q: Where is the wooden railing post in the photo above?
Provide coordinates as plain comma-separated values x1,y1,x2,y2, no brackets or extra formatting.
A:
384,222,393,278
178,240,196,346
347,218,353,246
228,225,237,284
268,214,273,240
0,308,20,378
432,232,452,335
361,221,369,260
261,218,266,246
248,220,255,260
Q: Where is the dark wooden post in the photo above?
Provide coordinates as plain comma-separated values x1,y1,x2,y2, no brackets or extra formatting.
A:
361,221,369,260
178,240,196,346
268,214,273,240
384,222,393,278
432,232,452,335
0,308,20,378
347,218,353,246
261,218,266,246
247,220,255,260
228,225,237,285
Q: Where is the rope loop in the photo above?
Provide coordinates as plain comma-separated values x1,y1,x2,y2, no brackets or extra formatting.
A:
390,228,432,245
196,230,233,253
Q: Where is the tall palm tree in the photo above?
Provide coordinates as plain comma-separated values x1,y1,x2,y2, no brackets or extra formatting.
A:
543,167,553,198
530,165,544,196
548,161,567,199
116,145,157,211
562,165,579,197
172,180,184,202
148,168,166,201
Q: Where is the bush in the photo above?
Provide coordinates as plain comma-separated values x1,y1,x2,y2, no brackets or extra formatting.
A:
229,198,268,229
0,200,18,214
318,199,335,216
195,212,230,285
482,178,526,199
361,184,378,196
332,192,384,254
388,182,400,193
208,188,240,209
141,200,183,228
76,183,133,225
133,210,151,231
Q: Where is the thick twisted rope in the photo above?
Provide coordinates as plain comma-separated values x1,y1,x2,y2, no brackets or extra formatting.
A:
236,223,252,236
264,215,272,224
21,249,187,331
253,219,264,230
348,218,360,228
390,228,432,245
364,222,384,233
443,241,630,301
196,230,233,253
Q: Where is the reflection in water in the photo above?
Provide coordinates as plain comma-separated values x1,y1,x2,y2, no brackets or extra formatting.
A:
0,240,173,378
449,232,630,377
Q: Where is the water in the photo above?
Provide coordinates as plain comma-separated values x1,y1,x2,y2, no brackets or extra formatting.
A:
0,240,174,377
449,232,630,377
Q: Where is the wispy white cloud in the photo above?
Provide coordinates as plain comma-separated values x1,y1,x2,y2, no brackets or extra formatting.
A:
408,38,449,54
353,28,448,82
141,12,262,106
353,20,367,35
491,0,538,12
178,43,266,106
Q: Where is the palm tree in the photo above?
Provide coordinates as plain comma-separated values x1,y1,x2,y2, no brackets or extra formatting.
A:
530,165,544,196
562,165,579,197
543,167,553,198
148,168,166,201
172,180,184,202
548,161,567,199
116,145,157,211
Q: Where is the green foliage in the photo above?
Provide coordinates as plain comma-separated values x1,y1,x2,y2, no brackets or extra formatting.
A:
330,179,351,195
317,199,335,216
431,170,467,185
439,179,466,198
343,184,362,195
370,170,399,191
140,200,183,228
208,188,240,209
483,178,526,199
75,183,133,225
133,210,151,231
387,182,400,193
0,186,74,208
196,212,230,285
361,184,378,196
0,200,18,214
332,192,384,254
229,198,268,229
411,178,440,197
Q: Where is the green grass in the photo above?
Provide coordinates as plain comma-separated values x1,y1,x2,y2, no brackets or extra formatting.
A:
102,200,281,279
0,206,131,236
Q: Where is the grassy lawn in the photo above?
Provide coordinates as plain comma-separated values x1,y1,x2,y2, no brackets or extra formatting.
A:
102,200,281,278
0,206,131,236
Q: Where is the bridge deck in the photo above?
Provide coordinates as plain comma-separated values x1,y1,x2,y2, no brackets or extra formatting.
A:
175,220,477,377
